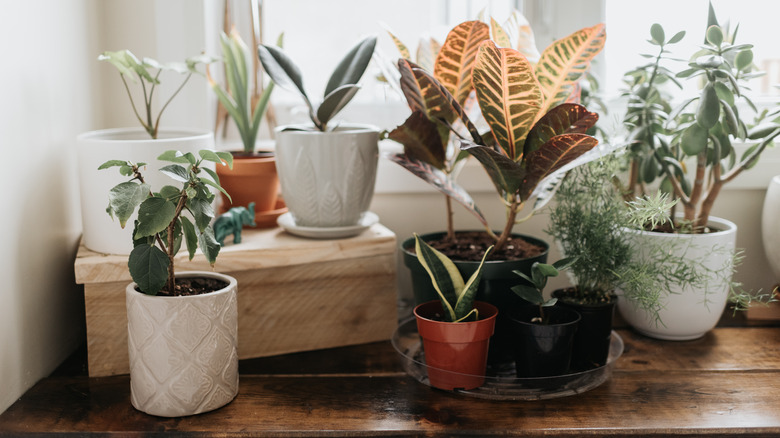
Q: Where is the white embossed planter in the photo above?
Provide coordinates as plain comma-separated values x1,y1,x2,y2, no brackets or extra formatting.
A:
275,124,379,228
77,128,214,255
618,216,737,341
762,175,780,284
125,271,238,417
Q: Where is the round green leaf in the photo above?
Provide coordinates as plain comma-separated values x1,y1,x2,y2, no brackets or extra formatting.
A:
706,25,723,47
681,124,709,155
128,243,169,295
667,30,686,45
735,50,754,71
134,197,176,238
650,23,665,44
697,84,720,129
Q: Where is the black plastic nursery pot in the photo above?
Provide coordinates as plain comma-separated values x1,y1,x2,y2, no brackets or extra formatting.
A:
552,288,617,371
509,306,581,378
402,231,549,368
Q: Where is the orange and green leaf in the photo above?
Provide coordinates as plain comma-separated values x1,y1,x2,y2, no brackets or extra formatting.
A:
472,40,542,161
433,20,490,106
387,29,411,60
534,23,606,115
416,37,441,73
521,134,599,200
524,103,599,157
387,111,445,169
490,17,512,48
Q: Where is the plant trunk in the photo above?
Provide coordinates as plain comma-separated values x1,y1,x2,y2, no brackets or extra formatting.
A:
494,203,519,252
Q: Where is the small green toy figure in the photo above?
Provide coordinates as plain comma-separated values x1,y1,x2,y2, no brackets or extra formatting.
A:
214,202,256,245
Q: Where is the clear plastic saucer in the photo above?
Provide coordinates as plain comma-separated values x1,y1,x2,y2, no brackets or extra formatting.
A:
391,317,623,400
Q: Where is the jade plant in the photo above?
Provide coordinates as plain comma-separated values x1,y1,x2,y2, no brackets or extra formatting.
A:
209,30,277,154
387,20,607,252
511,259,574,324
100,150,234,295
414,233,492,322
257,36,377,132
99,50,213,139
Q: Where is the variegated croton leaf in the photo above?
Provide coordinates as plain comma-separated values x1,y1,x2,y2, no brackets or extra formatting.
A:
433,20,490,106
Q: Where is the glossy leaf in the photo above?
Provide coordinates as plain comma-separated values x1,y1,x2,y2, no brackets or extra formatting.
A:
215,151,233,169
452,246,492,320
159,164,189,183
107,182,150,228
157,150,196,165
414,234,463,322
534,23,606,114
521,134,599,201
473,40,542,159
317,84,360,128
681,123,709,155
128,243,169,295
257,44,314,119
523,103,599,158
324,36,377,96
433,21,490,106
388,152,488,227
387,111,445,168
461,140,526,196
697,83,720,129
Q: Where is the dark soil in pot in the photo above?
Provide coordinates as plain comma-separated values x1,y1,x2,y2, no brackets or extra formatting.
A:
135,277,229,297
552,287,616,371
510,306,580,378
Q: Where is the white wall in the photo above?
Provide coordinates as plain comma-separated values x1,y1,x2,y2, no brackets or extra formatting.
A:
0,0,100,414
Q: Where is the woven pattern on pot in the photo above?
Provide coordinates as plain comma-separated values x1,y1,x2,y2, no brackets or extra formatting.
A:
126,289,238,417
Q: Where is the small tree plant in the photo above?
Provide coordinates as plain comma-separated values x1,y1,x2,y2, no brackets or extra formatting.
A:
511,259,575,324
100,150,234,295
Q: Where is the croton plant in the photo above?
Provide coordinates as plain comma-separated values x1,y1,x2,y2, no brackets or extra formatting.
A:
387,18,606,252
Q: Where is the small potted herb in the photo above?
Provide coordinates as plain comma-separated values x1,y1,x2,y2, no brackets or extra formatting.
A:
101,149,238,417
510,260,580,378
413,234,497,390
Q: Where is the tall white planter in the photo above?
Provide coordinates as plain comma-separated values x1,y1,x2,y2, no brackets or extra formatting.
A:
77,128,214,255
762,175,780,284
275,124,379,228
618,216,737,340
126,271,238,417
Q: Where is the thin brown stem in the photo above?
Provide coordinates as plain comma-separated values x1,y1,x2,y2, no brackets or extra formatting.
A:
494,201,520,253
445,195,455,241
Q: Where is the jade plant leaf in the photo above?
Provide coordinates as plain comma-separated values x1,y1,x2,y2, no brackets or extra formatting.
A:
128,243,169,295
523,103,599,157
520,134,599,200
107,182,151,228
433,20,489,106
134,197,176,239
324,36,377,96
473,40,542,160
534,23,606,114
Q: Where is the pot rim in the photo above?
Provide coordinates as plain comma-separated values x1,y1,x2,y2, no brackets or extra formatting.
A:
413,300,498,324
125,271,237,300
621,214,737,239
77,127,213,142
401,230,549,264
510,305,581,327
274,123,380,135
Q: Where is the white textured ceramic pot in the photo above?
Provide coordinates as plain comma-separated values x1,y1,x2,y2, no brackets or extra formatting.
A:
275,124,379,228
125,271,238,417
77,128,214,255
618,216,737,341
762,175,780,284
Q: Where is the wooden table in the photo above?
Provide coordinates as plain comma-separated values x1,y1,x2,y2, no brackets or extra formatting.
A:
2,315,779,437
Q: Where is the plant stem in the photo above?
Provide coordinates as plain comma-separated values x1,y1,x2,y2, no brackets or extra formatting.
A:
445,195,455,241
139,72,155,139
155,72,194,139
164,190,189,293
121,75,149,135
494,201,520,252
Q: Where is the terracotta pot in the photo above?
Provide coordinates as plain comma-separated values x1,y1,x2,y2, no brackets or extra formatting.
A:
125,271,238,417
216,152,281,222
414,301,498,391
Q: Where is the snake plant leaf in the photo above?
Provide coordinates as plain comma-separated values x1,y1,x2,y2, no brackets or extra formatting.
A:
257,44,315,120
433,20,489,106
461,140,526,196
534,23,606,114
197,226,221,267
452,245,493,320
128,243,169,295
523,103,599,158
414,234,464,322
388,153,488,228
324,36,377,96
317,84,360,129
473,40,542,160
134,197,177,239
521,134,599,201
107,182,151,228
388,111,445,169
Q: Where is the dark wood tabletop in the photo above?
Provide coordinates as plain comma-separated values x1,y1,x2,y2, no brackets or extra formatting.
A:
2,312,779,437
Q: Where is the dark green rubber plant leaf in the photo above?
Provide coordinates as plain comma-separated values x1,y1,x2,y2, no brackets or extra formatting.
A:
128,243,169,295
134,197,176,239
257,44,315,123
317,84,360,129
324,36,377,96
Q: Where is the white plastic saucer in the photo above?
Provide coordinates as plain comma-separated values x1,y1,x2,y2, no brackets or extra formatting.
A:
277,211,379,239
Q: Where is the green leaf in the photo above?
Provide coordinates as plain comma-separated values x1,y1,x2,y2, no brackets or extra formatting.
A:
414,234,463,322
158,185,181,201
201,177,232,205
134,197,176,238
714,81,734,106
201,166,221,186
324,36,377,96
536,263,560,278
748,123,780,140
128,243,169,295
706,25,723,47
511,284,543,305
735,49,754,71
197,226,221,266
159,164,189,183
521,134,599,201
180,216,198,260
667,30,686,44
119,165,134,177
650,23,665,44
317,84,360,128
697,84,720,129
188,196,214,232
257,44,315,121
461,141,526,196
158,150,196,164
199,150,226,165
98,160,130,170
215,151,233,169
681,123,709,155
107,182,151,228
452,245,492,319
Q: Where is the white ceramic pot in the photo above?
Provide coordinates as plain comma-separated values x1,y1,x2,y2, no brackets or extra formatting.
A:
617,216,737,340
125,271,238,417
275,124,379,228
762,175,780,284
77,128,214,255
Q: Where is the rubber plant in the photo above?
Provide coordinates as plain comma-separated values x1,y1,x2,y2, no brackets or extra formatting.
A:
99,50,213,139
388,21,607,252
414,233,492,322
100,150,234,295
256,36,377,132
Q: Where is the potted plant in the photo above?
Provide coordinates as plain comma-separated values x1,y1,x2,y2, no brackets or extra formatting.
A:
412,234,497,391
100,149,239,417
510,259,580,378
617,13,780,340
257,36,380,235
78,50,214,255
209,30,282,226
